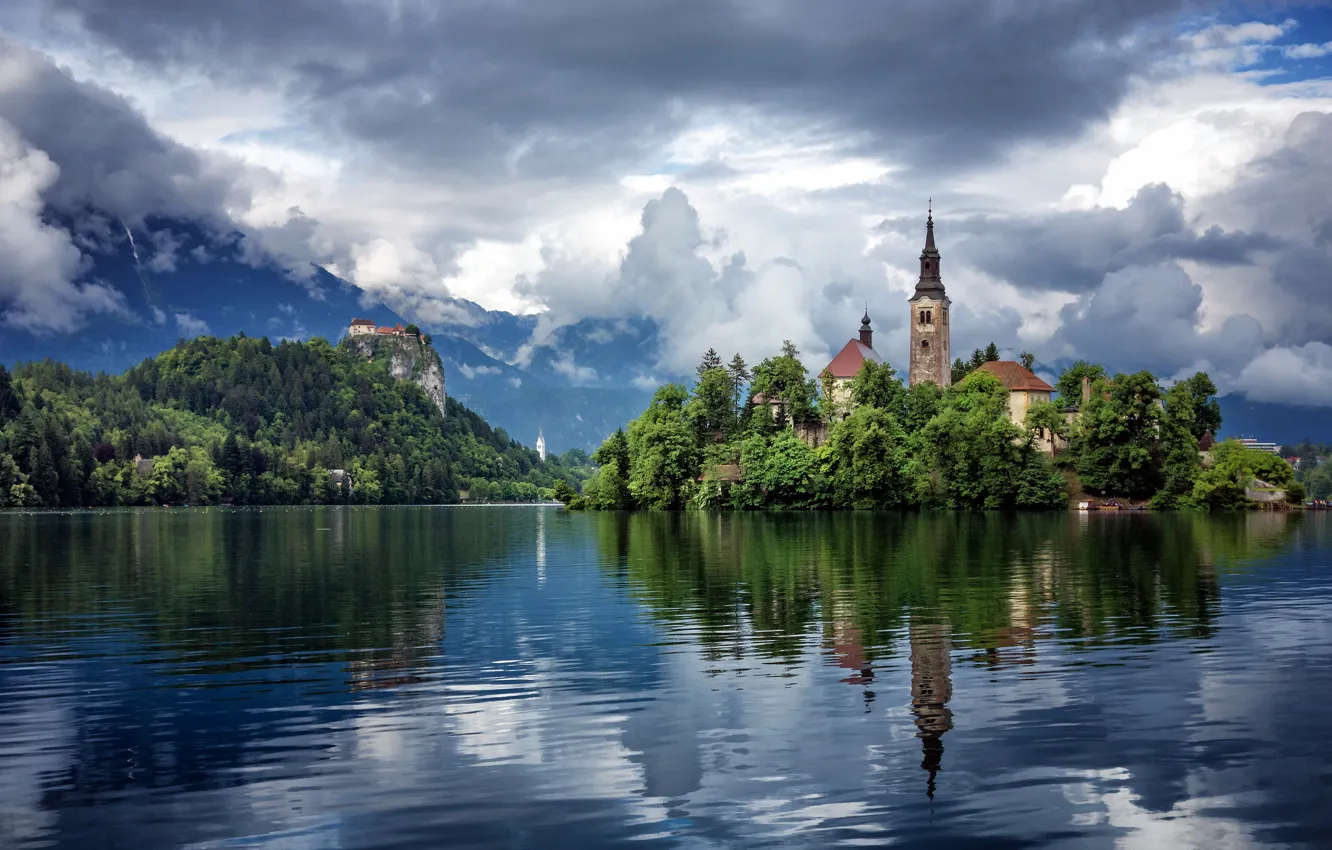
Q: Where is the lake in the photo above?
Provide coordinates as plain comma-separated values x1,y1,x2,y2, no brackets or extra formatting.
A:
1,507,1330,848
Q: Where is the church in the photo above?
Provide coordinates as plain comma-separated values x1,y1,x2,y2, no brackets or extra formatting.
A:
820,207,1053,429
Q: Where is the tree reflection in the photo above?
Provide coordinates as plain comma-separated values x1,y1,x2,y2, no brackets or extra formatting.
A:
598,511,1303,798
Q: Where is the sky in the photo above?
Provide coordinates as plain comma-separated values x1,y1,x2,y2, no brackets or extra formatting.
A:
2,0,1332,404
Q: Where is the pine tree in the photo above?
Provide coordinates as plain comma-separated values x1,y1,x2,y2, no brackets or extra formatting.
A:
984,342,1000,362
697,348,723,378
30,441,59,507
727,353,750,418
0,365,18,424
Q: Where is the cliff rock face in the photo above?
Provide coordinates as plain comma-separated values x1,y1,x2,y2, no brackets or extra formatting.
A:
345,335,447,417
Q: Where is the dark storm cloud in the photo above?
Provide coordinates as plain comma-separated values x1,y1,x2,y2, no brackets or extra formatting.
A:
878,183,1281,295
1212,112,1332,343
0,38,249,226
45,0,1196,178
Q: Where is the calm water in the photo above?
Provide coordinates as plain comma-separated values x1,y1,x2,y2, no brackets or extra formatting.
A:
2,509,1331,849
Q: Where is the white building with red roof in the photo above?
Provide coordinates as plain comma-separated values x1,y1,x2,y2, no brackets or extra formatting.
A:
974,360,1054,424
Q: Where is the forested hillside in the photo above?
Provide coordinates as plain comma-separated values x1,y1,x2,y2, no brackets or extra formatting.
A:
0,335,592,507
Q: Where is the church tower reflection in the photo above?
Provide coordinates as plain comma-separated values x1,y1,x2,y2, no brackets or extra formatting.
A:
908,619,954,799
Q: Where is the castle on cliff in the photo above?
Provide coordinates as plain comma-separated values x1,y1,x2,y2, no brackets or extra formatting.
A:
348,319,421,340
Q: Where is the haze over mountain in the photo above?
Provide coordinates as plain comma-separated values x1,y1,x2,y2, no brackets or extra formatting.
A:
2,2,1332,448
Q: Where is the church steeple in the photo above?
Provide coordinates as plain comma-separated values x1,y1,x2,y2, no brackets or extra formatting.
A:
916,200,943,293
859,307,873,349
908,201,951,388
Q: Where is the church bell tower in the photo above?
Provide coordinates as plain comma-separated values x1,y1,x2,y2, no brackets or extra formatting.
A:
908,203,951,388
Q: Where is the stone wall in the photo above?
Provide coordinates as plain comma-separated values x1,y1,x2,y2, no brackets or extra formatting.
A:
795,420,829,449
908,295,951,387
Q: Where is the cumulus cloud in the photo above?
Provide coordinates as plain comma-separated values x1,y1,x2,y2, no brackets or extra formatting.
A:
879,184,1281,295
1048,263,1265,381
550,353,599,385
456,364,502,380
1234,343,1332,406
173,312,209,336
0,117,125,331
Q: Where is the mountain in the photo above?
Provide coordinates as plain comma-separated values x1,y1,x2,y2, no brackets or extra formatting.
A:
0,213,658,452
1216,396,1331,446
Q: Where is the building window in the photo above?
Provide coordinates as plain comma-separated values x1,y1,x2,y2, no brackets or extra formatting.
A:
921,340,929,349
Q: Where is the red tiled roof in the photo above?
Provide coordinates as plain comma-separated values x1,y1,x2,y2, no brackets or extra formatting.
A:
823,339,883,379
375,327,395,335
975,361,1054,393
350,318,375,326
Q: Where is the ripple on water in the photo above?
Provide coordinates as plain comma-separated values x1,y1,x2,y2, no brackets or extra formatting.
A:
2,509,1331,848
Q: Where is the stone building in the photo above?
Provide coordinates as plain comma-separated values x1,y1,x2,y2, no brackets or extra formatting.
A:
348,318,376,336
908,206,951,388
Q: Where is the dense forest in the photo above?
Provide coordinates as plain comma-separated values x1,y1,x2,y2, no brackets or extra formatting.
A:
1280,440,1332,500
559,343,1301,512
0,335,592,508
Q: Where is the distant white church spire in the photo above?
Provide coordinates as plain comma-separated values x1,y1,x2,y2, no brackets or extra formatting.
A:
536,426,546,462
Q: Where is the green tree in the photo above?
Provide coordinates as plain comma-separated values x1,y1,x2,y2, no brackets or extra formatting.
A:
1174,372,1222,439
626,384,701,509
1151,381,1203,509
1019,351,1036,371
0,453,31,508
819,405,912,508
749,342,818,426
1073,371,1163,498
1301,461,1332,501
29,441,59,507
690,364,737,439
551,479,576,505
592,428,631,480
0,365,19,424
697,348,723,378
1055,360,1108,409
1188,441,1270,510
902,382,942,434
916,371,1036,509
850,359,907,415
1024,400,1068,456
950,358,970,385
727,353,750,419
733,430,822,509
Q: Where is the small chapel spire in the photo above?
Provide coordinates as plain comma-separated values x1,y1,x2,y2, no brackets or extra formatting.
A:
859,307,873,348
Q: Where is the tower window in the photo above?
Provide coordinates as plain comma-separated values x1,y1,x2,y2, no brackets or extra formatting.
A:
921,340,930,349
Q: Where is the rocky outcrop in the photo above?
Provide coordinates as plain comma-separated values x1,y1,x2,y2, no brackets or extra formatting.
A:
345,335,447,418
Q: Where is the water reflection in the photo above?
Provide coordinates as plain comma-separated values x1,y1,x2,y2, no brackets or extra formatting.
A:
0,508,1328,848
